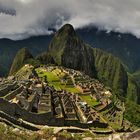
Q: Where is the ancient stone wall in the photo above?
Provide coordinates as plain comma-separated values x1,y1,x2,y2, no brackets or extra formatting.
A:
64,119,108,128
0,82,17,97
4,86,23,100
0,98,15,115
0,111,38,131
0,98,54,125
99,102,113,112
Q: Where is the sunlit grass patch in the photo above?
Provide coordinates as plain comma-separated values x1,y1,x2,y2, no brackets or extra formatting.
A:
79,94,99,107
36,67,80,93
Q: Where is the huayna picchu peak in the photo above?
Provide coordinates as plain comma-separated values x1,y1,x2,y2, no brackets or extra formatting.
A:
56,24,76,36
0,24,139,139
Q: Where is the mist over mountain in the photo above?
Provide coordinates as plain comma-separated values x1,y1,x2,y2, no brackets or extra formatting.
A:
1,0,140,39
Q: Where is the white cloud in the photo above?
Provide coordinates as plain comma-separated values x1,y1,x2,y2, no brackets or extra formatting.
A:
0,0,140,39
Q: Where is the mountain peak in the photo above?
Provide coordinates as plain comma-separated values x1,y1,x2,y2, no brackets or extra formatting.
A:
39,24,96,76
57,24,76,37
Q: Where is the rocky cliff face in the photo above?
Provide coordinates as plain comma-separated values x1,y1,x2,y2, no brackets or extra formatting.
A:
9,48,33,75
38,24,128,96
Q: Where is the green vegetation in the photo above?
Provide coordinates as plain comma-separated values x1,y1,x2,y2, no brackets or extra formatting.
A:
14,65,34,80
132,70,140,84
79,94,99,107
36,67,80,93
56,130,74,140
109,122,122,131
36,52,55,65
0,123,54,140
93,48,128,97
25,58,41,68
124,100,140,127
56,130,94,140
9,48,33,76
36,68,59,82
127,75,138,103
64,87,80,93
45,24,77,65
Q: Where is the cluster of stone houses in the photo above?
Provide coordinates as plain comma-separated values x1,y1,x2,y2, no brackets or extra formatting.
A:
0,66,113,129
0,76,107,128
0,65,132,134
60,67,113,113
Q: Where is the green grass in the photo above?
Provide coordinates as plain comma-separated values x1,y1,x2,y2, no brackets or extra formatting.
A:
79,94,99,107
109,122,122,130
35,67,80,93
52,68,65,78
64,87,80,93
127,75,138,102
124,100,140,127
101,110,122,131
36,68,59,82
132,70,140,81
51,81,80,93
15,65,34,80
49,82,62,91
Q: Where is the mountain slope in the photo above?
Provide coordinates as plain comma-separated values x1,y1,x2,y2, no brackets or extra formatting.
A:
93,48,128,96
9,48,33,75
77,27,140,72
0,36,52,76
37,24,128,96
127,72,140,104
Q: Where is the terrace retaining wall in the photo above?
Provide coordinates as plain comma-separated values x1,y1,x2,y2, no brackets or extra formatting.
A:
0,82,17,97
4,86,23,100
0,98,54,125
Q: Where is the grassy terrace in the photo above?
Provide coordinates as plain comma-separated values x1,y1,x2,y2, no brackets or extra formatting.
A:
79,94,100,108
35,67,80,93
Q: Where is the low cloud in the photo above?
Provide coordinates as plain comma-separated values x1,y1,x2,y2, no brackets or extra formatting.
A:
0,0,140,40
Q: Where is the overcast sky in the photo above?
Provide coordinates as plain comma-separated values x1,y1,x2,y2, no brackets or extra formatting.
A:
0,0,140,40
